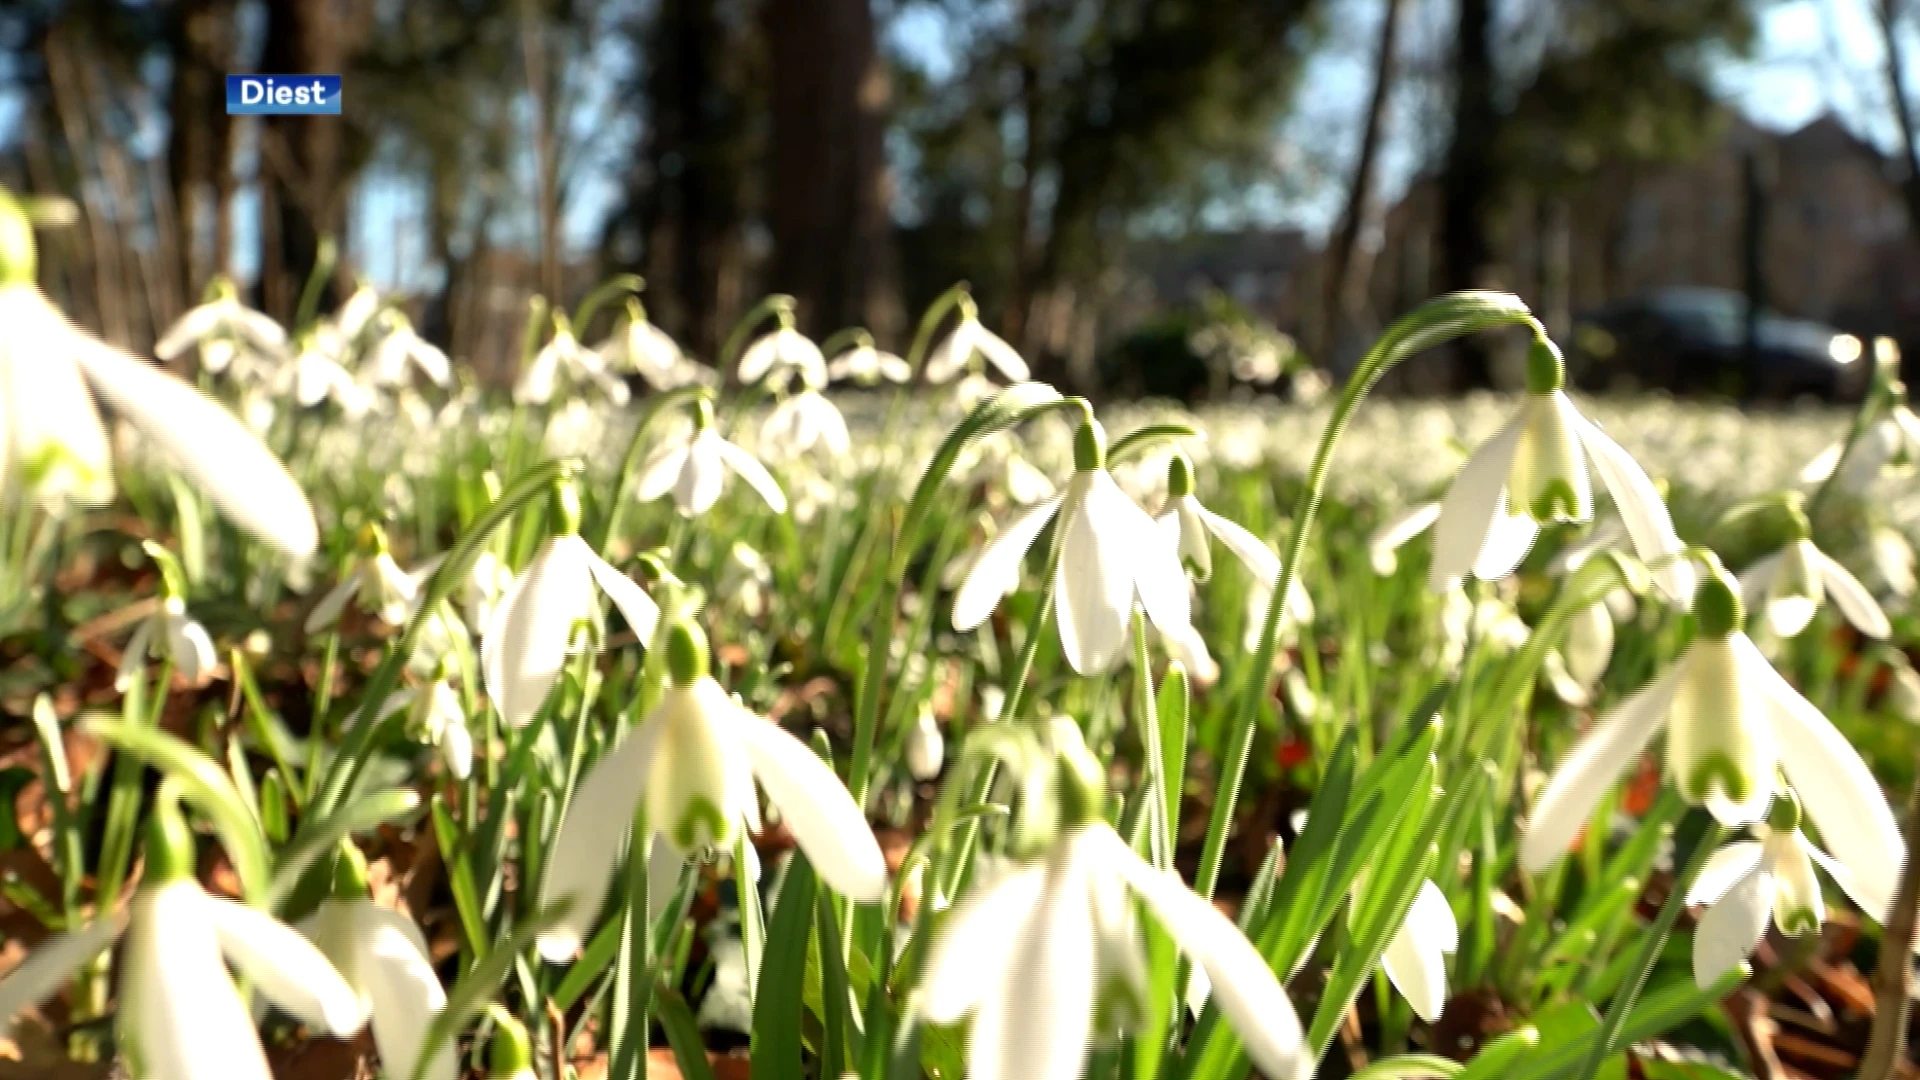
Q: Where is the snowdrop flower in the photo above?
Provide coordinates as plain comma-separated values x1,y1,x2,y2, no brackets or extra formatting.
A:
117,596,217,692
954,418,1192,675
827,338,911,385
1688,791,1890,988
465,547,517,630
1543,600,1616,706
637,398,788,516
364,313,452,388
1521,568,1903,925
1369,501,1441,577
537,618,887,960
1889,659,1920,724
516,313,629,405
279,330,374,416
964,436,1056,506
0,193,317,557
924,303,1029,384
377,672,473,780
1241,575,1316,652
761,379,852,461
155,280,288,374
906,705,945,781
302,848,455,1080
599,302,692,390
1799,386,1920,493
921,721,1301,1080
1429,334,1691,599
1870,526,1916,598
1376,880,1459,1022
1156,453,1279,586
330,283,382,345
737,321,826,386
0,793,365,1080
1739,527,1890,639
483,482,662,728
305,526,424,633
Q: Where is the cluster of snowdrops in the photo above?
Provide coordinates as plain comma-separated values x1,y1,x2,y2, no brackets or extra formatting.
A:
2,183,1919,1080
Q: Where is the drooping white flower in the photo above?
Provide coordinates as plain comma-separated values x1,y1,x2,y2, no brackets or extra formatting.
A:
116,596,217,691
636,400,788,517
155,286,288,374
1429,338,1691,599
1521,570,1903,926
306,530,424,633
1687,795,1892,988
760,386,852,461
924,309,1029,384
0,797,365,1080
377,675,473,780
1376,880,1460,1022
278,330,375,416
0,241,317,557
906,705,946,781
1799,393,1920,493
516,315,629,405
922,808,1300,1080
1543,599,1617,707
953,419,1192,675
483,518,661,728
1739,536,1890,639
330,283,383,344
827,342,911,385
465,547,518,631
598,308,692,390
737,324,827,386
1369,501,1442,577
1156,453,1279,587
302,853,455,1080
364,315,452,389
537,620,887,960
1870,526,1916,598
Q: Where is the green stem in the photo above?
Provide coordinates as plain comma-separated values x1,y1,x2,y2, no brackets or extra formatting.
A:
1192,292,1538,900
1132,609,1171,870
1570,818,1729,1080
571,273,644,340
1807,374,1887,520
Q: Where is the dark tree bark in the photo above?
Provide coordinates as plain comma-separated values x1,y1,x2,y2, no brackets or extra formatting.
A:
1437,0,1500,388
259,0,354,322
165,0,235,297
1876,0,1920,237
1321,0,1402,362
763,0,901,342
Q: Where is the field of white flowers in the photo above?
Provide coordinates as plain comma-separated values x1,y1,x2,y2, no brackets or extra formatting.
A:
6,188,1920,1080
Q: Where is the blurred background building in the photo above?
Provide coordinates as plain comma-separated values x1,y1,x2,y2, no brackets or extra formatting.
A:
3,0,1919,400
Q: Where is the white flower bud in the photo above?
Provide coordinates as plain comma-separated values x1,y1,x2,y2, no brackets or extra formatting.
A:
906,708,945,782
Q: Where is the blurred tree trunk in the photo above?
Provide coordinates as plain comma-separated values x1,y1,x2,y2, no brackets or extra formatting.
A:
522,0,563,305
1004,0,1046,351
165,0,235,301
1875,0,1920,237
1320,0,1402,365
1437,0,1499,388
259,0,353,322
764,0,901,342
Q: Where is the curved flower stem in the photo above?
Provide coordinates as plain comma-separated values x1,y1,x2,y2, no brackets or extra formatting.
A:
1571,818,1730,1080
570,273,644,340
1859,760,1920,1080
1192,292,1539,900
716,293,795,382
1132,609,1172,869
597,385,707,552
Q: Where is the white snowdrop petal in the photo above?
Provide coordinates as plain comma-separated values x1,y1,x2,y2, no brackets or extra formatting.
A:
538,717,661,962
1687,842,1767,907
170,617,217,684
1737,554,1783,625
1522,663,1684,872
0,910,126,1027
1574,413,1694,601
306,576,362,635
154,302,226,360
736,333,782,384
1091,474,1189,634
1099,829,1301,1080
972,857,1096,1080
1378,915,1447,1024
1472,493,1540,582
953,496,1063,632
920,865,1047,1023
636,443,693,503
1692,866,1770,989
206,894,366,1035
732,711,887,902
483,538,594,728
3,324,114,507
1736,634,1902,920
1813,549,1891,639
116,619,155,692
712,435,789,513
679,437,728,515
1428,415,1524,592
71,333,319,558
127,884,275,1080
354,905,456,1080
1371,501,1443,576
580,544,662,644
1055,478,1134,675
972,325,1031,381
1197,503,1281,587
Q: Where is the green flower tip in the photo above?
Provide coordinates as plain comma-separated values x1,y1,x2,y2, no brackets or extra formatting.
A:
1073,419,1108,472
1525,331,1566,394
1692,570,1745,638
1529,477,1582,523
671,797,731,852
1765,788,1802,833
1777,907,1820,937
691,396,716,432
665,619,711,685
143,794,197,885
1166,453,1195,499
0,188,36,287
329,842,371,901
550,476,583,537
1683,753,1750,809
487,1008,535,1079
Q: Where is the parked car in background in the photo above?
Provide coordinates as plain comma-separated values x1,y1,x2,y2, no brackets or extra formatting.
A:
1568,287,1867,401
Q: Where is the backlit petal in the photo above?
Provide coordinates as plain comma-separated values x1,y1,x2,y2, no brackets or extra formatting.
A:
1693,864,1769,988
207,893,366,1035
1813,548,1891,639
538,716,661,962
482,538,594,727
1055,477,1134,674
1574,413,1693,600
1686,841,1766,907
1522,663,1683,872
1429,414,1524,592
952,496,1062,631
712,435,788,513
920,865,1046,1024
733,710,887,902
